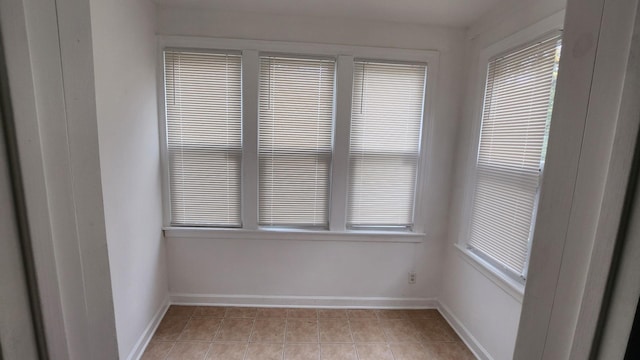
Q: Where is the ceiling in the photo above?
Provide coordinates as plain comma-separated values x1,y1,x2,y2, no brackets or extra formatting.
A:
154,0,507,27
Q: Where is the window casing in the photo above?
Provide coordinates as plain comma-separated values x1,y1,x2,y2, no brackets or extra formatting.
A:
465,33,562,282
158,38,437,237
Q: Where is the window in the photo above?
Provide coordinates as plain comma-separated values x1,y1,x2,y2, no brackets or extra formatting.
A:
348,61,426,229
258,56,335,227
466,33,562,280
160,42,434,236
164,51,242,227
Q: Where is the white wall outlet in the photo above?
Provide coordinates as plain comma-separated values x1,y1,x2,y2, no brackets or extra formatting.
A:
408,271,416,284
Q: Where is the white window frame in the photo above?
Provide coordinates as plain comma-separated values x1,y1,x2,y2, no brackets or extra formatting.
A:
156,36,439,242
456,11,565,300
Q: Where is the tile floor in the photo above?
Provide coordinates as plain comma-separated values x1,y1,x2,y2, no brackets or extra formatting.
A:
143,306,475,360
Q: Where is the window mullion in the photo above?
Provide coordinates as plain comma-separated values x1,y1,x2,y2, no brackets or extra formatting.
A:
241,50,259,229
329,55,354,231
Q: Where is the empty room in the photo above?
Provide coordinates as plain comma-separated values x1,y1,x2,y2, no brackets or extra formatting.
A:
2,0,640,359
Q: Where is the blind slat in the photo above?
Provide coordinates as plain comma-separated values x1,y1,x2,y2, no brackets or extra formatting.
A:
258,56,335,227
468,33,562,275
164,51,243,226
348,61,427,227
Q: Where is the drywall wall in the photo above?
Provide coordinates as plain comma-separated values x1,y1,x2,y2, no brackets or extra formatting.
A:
157,6,466,305
90,0,168,358
439,0,566,359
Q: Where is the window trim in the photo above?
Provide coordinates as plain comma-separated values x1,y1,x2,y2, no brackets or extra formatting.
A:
458,11,564,286
156,36,439,240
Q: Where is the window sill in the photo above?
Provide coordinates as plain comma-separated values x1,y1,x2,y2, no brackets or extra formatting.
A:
163,227,426,243
454,243,525,302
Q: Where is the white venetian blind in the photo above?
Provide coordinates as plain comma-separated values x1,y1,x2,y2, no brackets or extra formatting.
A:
468,34,562,276
348,61,427,228
258,56,335,227
164,50,242,227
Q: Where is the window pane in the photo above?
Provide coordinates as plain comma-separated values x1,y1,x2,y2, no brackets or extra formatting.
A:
348,61,426,228
164,51,242,226
468,34,562,276
258,56,335,227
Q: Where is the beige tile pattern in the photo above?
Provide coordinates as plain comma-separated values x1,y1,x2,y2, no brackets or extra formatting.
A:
320,343,358,360
166,341,211,360
245,343,284,360
250,318,286,343
285,343,321,360
142,305,475,360
215,318,254,341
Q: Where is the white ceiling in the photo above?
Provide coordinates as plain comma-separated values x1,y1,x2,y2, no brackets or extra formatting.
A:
154,0,507,27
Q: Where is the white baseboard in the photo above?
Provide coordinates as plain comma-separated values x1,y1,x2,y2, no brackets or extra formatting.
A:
437,301,493,360
127,297,170,360
170,293,437,309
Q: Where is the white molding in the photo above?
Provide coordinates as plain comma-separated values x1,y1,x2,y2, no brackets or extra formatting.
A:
164,227,425,243
438,301,493,360
170,293,436,309
128,297,169,360
454,244,524,302
158,36,439,63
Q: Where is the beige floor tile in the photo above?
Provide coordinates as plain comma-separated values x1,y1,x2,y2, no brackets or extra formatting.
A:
206,342,247,360
380,319,421,342
422,341,475,360
245,343,284,360
320,343,357,360
288,308,318,318
285,343,320,360
318,309,348,319
179,317,222,341
346,309,377,319
355,343,394,360
166,341,211,360
257,307,288,318
194,306,227,317
146,307,474,360
412,318,459,342
214,318,254,341
389,342,429,360
349,319,386,343
141,341,174,360
225,307,257,318
402,309,441,319
154,316,190,341
250,318,286,343
286,319,319,343
166,305,197,317
319,318,352,343
376,310,408,320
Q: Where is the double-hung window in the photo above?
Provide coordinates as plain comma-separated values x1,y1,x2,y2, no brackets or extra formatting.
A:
466,33,562,281
164,51,242,227
348,61,426,229
258,56,335,228
161,42,432,236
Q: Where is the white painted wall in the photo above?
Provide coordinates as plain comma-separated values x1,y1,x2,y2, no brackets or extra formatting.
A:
439,0,566,359
157,6,466,305
90,0,168,358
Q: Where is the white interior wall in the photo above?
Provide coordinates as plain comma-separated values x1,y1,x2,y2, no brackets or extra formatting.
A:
156,6,466,305
439,0,566,359
90,0,168,358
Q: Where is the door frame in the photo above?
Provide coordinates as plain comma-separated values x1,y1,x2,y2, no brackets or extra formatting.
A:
0,0,118,358
515,0,640,359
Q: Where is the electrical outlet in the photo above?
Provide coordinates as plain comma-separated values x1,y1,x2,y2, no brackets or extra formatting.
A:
408,272,416,284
